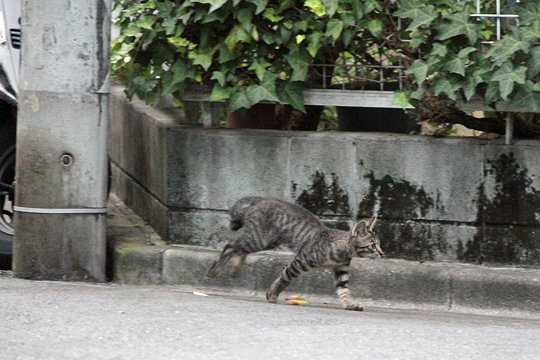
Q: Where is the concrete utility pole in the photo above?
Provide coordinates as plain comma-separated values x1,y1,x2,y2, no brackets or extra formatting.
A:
13,0,112,281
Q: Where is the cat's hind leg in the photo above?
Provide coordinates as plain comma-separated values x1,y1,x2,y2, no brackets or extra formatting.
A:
207,244,236,278
206,236,255,278
229,254,247,277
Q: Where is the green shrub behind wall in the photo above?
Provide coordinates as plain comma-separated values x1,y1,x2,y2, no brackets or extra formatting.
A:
112,0,540,114
112,0,401,112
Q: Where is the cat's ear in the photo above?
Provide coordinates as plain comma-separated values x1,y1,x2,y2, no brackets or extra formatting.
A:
351,221,367,236
368,216,378,231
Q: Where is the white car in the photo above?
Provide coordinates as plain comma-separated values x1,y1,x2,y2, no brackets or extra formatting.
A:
0,0,20,269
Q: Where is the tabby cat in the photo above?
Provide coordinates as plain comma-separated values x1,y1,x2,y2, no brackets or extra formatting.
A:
207,196,384,311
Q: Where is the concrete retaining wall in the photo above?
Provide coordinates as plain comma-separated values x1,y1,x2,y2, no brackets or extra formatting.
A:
109,86,540,267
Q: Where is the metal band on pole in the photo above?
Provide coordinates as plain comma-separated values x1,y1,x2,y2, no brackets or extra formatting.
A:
14,206,107,214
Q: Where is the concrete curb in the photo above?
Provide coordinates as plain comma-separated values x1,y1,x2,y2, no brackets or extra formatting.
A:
107,195,540,318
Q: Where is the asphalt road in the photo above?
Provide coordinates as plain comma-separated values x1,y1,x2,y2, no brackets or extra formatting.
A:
1,272,540,360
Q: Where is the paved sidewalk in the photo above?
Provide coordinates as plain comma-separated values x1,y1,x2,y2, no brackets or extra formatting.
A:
107,195,540,318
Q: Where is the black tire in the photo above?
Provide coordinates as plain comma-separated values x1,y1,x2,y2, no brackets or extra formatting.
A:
0,107,16,270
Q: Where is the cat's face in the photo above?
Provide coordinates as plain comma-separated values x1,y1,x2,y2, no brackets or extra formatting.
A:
350,218,384,258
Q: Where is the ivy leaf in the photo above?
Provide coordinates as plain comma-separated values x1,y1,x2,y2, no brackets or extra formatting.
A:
462,77,477,101
435,10,480,45
218,46,235,63
364,0,382,14
351,0,363,19
306,32,323,58
246,75,280,105
513,21,540,43
224,25,251,50
326,19,344,42
430,43,448,58
433,77,459,100
444,57,466,76
251,27,260,41
491,62,527,100
322,0,339,17
130,74,157,101
284,47,311,81
161,60,193,95
457,47,476,59
211,71,226,87
155,0,174,17
409,37,425,49
210,83,233,101
191,51,214,71
395,3,436,32
365,19,383,38
261,31,279,45
202,10,229,23
191,0,228,14
278,81,307,112
305,0,326,17
484,82,500,104
486,35,530,66
111,42,136,61
229,88,252,111
248,0,269,15
236,8,254,29
405,59,429,84
516,1,540,26
528,47,540,78
134,15,156,30
209,0,228,13
260,72,279,92
124,23,143,37
230,72,279,110
249,59,271,81
409,87,425,101
341,29,355,47
280,27,292,43
294,20,309,32
262,8,283,22
510,82,540,112
393,90,411,109
462,67,490,100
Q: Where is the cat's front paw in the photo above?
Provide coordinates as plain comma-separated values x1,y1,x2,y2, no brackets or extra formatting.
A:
344,303,364,311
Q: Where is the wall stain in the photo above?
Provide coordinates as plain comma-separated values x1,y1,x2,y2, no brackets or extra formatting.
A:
292,171,351,217
357,172,445,261
358,172,439,219
463,153,540,266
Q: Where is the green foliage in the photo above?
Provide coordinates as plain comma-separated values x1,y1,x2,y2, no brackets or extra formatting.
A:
397,0,540,111
112,0,540,113
112,0,389,111
317,106,339,131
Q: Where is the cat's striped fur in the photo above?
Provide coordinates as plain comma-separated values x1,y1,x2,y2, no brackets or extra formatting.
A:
207,196,384,311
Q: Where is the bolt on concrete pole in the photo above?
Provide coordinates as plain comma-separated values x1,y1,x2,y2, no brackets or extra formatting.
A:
13,0,112,281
